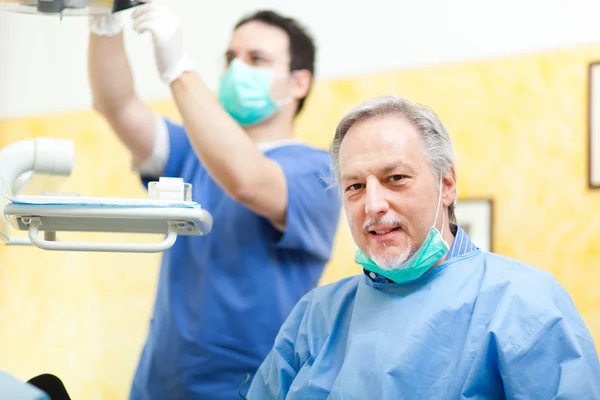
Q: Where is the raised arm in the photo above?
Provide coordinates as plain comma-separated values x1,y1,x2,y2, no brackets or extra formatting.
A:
130,1,290,225
88,14,158,168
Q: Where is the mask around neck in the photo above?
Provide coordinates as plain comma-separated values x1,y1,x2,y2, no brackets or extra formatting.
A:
356,177,450,284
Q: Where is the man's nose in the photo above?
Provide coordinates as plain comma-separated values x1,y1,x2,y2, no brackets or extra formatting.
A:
364,179,389,218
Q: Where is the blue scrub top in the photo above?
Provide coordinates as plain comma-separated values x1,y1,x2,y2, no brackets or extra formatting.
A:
249,228,600,399
129,119,341,400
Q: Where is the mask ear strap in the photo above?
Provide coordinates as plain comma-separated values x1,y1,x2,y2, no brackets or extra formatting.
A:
279,69,306,106
434,175,446,236
440,203,445,236
434,175,443,223
275,97,294,107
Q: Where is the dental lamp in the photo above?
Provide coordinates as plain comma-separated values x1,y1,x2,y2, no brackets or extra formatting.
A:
0,0,140,16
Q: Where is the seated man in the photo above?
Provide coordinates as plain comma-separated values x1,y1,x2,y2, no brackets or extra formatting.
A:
247,96,600,399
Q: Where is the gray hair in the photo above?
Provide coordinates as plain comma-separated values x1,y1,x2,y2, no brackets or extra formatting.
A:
330,96,457,223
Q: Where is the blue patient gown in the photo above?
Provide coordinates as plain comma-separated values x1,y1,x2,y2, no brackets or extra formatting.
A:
248,229,600,399
0,372,49,400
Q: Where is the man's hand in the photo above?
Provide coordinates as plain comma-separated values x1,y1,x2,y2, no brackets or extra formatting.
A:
132,0,195,85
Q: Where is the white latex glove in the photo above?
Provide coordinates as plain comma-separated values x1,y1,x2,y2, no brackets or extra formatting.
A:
132,0,195,85
89,12,125,37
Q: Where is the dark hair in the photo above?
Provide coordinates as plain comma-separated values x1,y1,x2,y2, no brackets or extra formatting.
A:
235,10,316,115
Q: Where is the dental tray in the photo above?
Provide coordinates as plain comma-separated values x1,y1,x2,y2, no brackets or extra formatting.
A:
3,195,213,253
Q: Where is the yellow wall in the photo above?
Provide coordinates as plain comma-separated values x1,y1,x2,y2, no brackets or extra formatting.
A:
2,45,600,398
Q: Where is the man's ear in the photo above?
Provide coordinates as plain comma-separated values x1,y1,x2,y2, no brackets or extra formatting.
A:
290,69,312,100
442,167,457,208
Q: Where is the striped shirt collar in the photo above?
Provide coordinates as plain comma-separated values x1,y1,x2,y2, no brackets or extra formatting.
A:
363,224,478,283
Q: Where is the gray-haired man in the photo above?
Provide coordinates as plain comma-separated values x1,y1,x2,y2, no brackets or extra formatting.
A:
248,96,600,399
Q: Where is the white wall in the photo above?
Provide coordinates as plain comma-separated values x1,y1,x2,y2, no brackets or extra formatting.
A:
1,0,599,119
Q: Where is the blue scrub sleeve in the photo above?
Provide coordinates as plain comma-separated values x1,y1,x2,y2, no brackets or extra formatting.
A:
501,307,600,398
247,292,313,399
272,153,341,261
140,118,192,186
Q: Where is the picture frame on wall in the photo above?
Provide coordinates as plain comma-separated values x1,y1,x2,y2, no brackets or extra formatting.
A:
454,198,493,252
588,62,600,188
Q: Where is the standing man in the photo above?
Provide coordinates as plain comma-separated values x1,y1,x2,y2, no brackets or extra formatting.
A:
88,2,341,399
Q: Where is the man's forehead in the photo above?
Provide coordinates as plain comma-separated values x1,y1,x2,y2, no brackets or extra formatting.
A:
229,21,290,57
338,116,426,177
340,151,414,179
340,117,422,157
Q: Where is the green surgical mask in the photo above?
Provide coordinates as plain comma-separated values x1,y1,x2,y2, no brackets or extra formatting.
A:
218,59,291,126
355,178,449,284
